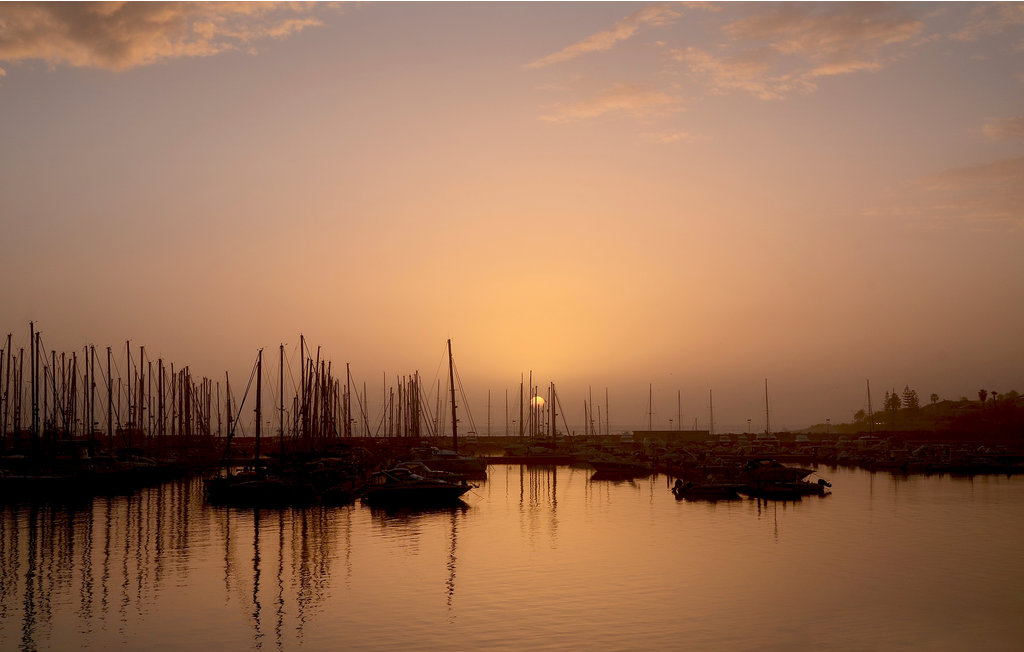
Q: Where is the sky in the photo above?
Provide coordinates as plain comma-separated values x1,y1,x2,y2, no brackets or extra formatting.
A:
0,2,1022,434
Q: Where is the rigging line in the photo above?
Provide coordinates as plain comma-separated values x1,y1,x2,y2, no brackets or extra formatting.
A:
220,350,261,466
417,382,438,438
554,389,572,437
282,342,300,402
346,366,371,436
451,361,478,435
427,342,448,406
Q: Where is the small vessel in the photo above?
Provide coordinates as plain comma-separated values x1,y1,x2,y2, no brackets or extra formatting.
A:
671,479,742,501
588,455,653,477
410,446,487,476
205,349,315,507
361,466,472,506
362,340,477,507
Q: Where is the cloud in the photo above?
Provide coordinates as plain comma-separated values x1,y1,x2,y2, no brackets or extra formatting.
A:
540,83,683,123
646,129,693,144
0,2,324,73
675,3,923,99
949,2,1024,42
671,46,812,100
869,157,1024,229
983,115,1024,142
724,3,924,56
526,3,682,69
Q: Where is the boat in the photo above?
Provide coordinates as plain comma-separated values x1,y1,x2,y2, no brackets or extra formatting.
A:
671,479,742,501
206,471,315,507
204,349,315,507
410,446,487,476
587,454,653,477
362,340,477,507
361,466,472,506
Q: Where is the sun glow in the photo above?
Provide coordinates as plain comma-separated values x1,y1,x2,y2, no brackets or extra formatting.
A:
531,396,545,408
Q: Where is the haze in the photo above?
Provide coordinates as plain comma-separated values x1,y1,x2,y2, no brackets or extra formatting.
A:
1,2,1021,432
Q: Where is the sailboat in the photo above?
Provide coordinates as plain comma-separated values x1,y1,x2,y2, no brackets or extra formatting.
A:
361,340,474,506
206,349,315,507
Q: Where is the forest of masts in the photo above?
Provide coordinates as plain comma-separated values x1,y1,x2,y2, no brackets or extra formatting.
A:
0,325,430,454
0,325,618,457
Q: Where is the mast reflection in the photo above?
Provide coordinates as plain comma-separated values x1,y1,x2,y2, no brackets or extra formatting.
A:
0,477,355,650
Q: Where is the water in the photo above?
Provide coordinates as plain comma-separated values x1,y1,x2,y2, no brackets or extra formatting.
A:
1,465,1022,651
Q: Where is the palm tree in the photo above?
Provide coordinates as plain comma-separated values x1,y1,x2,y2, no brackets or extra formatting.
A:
978,389,988,406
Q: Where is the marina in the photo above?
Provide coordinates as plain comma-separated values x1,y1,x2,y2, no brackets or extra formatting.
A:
1,3,1022,649
1,463,1021,650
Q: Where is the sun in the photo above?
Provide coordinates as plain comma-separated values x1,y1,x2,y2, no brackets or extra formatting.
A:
530,396,545,408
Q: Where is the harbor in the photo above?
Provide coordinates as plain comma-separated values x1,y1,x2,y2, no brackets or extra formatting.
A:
1,463,1022,650
2,323,1022,510
2,2,1022,647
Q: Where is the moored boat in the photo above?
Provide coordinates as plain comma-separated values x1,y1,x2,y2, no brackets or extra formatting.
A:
361,466,472,506
671,479,742,501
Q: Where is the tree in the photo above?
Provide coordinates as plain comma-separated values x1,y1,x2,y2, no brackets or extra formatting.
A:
885,390,902,412
854,409,866,423
902,385,920,411
979,389,988,405
930,393,939,405
884,389,901,426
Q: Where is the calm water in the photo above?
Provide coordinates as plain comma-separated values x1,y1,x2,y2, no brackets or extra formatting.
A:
1,464,1022,651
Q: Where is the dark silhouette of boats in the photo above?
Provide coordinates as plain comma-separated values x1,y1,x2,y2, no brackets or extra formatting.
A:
587,454,653,477
410,446,487,477
361,341,476,507
736,459,832,500
671,479,742,501
361,466,472,506
206,470,316,507
205,349,321,507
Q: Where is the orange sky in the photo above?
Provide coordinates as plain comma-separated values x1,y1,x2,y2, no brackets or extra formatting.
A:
0,2,1021,432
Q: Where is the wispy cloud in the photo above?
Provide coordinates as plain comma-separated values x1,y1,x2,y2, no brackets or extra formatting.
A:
983,115,1024,141
671,46,812,100
540,83,682,123
646,129,693,144
724,3,924,56
869,157,1024,230
0,2,325,75
674,3,923,99
949,2,1024,42
526,3,683,69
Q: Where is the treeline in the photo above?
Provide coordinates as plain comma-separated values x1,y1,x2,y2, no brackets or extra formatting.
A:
808,387,1024,439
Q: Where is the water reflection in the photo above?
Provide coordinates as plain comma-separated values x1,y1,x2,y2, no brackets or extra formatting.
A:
0,477,353,650
367,502,469,611
1,466,1021,650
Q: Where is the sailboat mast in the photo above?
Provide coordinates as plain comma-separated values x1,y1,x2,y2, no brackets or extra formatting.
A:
866,379,873,433
279,343,285,455
255,349,262,475
2,334,10,445
89,345,95,446
648,384,652,430
550,383,556,443
709,389,714,437
519,375,524,439
106,346,112,449
30,322,37,441
447,339,458,454
765,378,771,435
